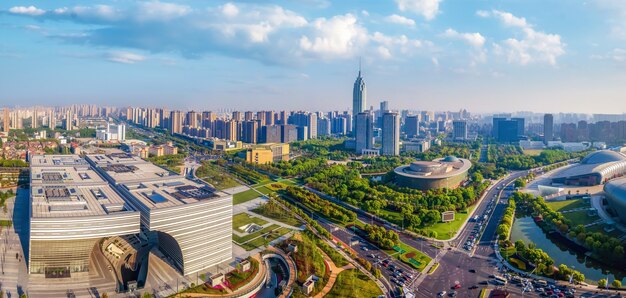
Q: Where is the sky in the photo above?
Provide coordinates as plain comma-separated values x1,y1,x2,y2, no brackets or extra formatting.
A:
1,0,626,114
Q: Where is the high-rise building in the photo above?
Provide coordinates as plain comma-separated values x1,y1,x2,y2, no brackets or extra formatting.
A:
544,114,554,144
308,113,317,139
241,120,258,144
169,111,183,134
225,120,238,141
281,125,298,143
244,111,254,121
382,112,400,156
317,117,331,136
492,117,525,142
186,111,198,128
452,120,468,140
232,111,242,122
48,110,55,128
64,110,73,131
260,125,282,143
405,115,420,138
352,65,366,131
32,108,38,129
355,112,374,154
2,107,9,133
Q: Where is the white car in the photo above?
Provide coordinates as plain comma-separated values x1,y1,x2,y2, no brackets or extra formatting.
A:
438,291,447,297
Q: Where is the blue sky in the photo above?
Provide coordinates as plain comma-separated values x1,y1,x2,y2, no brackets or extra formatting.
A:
1,0,626,113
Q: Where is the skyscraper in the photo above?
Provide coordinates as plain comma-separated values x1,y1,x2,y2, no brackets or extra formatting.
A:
382,112,400,156
355,112,374,154
169,111,183,134
32,108,38,129
405,115,420,138
2,108,9,133
352,64,366,131
544,114,553,144
452,120,468,140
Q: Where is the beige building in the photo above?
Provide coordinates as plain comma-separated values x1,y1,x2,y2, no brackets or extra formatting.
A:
245,143,290,164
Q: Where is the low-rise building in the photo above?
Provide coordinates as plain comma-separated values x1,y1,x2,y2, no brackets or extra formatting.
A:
246,143,290,164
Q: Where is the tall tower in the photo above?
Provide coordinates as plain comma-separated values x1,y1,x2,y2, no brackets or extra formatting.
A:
382,111,400,156
355,112,374,154
2,108,9,133
352,61,366,132
544,114,553,145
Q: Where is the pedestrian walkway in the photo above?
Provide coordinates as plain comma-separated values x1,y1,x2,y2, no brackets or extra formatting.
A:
314,248,353,298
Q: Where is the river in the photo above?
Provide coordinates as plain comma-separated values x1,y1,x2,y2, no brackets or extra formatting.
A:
510,215,626,284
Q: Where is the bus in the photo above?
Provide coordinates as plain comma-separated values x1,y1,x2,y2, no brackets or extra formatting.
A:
493,275,508,285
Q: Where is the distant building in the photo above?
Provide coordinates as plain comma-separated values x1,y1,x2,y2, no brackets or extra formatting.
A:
405,115,420,138
452,120,468,140
169,111,183,134
212,140,243,151
281,124,298,143
355,112,374,154
544,114,554,144
96,123,126,142
492,117,524,142
352,65,366,131
2,107,9,133
382,112,400,156
550,150,626,186
403,140,430,153
604,177,626,224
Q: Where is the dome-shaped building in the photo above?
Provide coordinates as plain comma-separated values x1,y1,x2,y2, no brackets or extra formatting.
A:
394,156,471,190
604,177,626,223
550,150,626,186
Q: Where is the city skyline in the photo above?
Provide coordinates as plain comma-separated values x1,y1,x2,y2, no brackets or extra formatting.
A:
1,0,626,113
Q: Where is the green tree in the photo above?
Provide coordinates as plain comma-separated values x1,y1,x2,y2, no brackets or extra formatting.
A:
598,279,607,288
612,279,622,288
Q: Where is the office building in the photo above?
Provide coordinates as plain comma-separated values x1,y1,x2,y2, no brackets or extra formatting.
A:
96,123,126,142
245,143,290,164
544,114,554,144
355,112,374,154
405,115,420,138
241,120,259,144
28,155,141,275
87,153,232,276
452,120,468,140
260,125,282,143
492,117,525,142
317,117,330,136
352,66,366,131
281,124,298,143
382,112,400,156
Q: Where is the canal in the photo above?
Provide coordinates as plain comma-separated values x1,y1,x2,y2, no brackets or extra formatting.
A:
510,215,626,284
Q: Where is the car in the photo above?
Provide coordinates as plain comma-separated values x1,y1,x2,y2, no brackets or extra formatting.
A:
488,274,496,278
469,269,476,273
449,291,457,297
468,285,478,290
438,291,447,297
453,284,462,289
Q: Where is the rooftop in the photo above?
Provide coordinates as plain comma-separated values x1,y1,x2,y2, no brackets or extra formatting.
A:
121,178,220,209
394,156,471,179
86,154,177,184
30,155,89,167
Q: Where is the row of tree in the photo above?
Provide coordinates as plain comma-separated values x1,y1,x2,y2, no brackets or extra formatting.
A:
284,186,357,224
362,224,400,250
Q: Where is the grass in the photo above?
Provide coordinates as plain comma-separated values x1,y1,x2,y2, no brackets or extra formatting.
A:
233,189,262,205
232,213,268,230
195,162,241,190
238,226,292,251
226,258,259,290
325,269,383,298
562,210,597,227
232,224,279,244
251,201,303,227
509,257,527,270
317,240,350,267
523,149,543,156
383,241,431,272
0,220,12,227
545,199,589,212
426,205,476,240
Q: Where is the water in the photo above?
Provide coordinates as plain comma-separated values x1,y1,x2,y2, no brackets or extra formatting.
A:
510,215,626,284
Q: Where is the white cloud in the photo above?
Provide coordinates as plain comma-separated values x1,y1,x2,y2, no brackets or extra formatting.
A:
8,6,45,16
395,0,442,20
385,14,416,27
361,10,370,17
299,14,368,59
106,51,146,64
590,48,626,62
443,28,485,47
221,3,239,18
136,2,191,21
484,10,564,65
491,10,528,28
475,10,489,18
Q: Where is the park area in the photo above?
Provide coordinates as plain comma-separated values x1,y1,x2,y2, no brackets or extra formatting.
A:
384,242,431,272
195,161,241,190
544,198,589,212
232,213,293,251
324,269,383,298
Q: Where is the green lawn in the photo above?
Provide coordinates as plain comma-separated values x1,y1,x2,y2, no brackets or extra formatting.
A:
195,162,241,190
251,202,303,227
545,199,589,212
426,205,476,240
523,149,543,156
562,210,597,227
325,269,383,298
233,189,262,205
232,213,268,230
232,224,279,244
383,241,431,272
